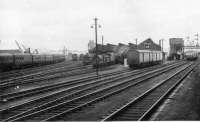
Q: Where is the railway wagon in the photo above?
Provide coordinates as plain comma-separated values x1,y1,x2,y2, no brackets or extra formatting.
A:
14,54,33,66
127,49,163,68
0,53,14,70
53,54,65,63
184,51,198,61
32,54,45,65
0,53,65,71
45,55,54,64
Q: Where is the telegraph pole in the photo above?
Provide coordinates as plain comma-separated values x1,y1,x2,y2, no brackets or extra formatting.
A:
135,38,138,49
90,17,101,77
162,39,163,52
186,36,190,45
102,35,104,46
159,39,163,51
162,39,164,62
195,33,199,46
94,18,98,76
91,18,101,77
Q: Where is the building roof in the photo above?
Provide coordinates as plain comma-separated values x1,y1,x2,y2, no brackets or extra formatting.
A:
136,49,162,53
137,38,161,51
0,49,21,54
89,43,116,54
114,44,130,56
89,38,161,55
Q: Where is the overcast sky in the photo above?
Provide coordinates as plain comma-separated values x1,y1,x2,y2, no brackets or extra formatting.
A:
0,0,200,52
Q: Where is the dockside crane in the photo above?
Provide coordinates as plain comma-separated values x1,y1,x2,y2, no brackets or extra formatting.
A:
22,44,31,53
33,49,39,54
15,40,24,53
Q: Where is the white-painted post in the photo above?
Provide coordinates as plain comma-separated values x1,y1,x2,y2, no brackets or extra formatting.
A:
124,58,128,67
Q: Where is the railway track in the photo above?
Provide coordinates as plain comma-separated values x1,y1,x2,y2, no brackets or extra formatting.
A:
0,61,177,89
0,61,78,80
0,64,123,91
0,61,83,83
102,62,196,121
0,61,187,121
0,61,180,102
0,64,93,89
44,62,191,121
0,68,129,102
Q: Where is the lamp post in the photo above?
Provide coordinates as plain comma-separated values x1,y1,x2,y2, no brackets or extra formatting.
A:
186,36,190,45
102,35,104,46
195,33,199,46
91,17,101,77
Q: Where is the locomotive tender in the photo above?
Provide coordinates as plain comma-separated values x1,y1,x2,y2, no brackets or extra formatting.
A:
127,49,163,68
0,53,65,71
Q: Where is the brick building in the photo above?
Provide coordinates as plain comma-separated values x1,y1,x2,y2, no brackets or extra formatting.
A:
137,38,161,51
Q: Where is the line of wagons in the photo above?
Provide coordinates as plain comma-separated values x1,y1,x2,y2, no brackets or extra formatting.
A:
184,51,199,61
82,49,163,68
0,53,65,71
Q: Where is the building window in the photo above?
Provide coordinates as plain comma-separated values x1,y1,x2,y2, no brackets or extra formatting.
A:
145,42,150,49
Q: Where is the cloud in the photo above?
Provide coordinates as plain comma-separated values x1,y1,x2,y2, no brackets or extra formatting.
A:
0,0,200,52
